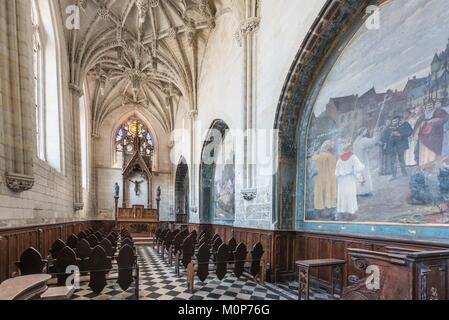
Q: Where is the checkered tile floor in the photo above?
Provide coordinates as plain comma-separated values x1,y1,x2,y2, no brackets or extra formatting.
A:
72,245,298,300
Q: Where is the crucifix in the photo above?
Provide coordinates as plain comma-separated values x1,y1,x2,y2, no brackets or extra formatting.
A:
128,178,145,196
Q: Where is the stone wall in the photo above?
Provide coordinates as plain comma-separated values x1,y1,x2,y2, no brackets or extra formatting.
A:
173,0,326,230
0,0,94,229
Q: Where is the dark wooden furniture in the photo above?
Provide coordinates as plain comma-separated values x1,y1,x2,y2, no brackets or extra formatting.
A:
343,248,449,300
197,244,211,282
296,259,345,300
15,247,47,276
0,274,51,300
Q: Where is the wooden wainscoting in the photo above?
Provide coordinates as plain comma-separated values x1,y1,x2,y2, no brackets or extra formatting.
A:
292,232,449,287
186,224,449,285
0,221,91,282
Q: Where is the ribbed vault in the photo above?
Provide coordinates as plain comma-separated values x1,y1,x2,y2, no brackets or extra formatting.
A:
59,0,216,135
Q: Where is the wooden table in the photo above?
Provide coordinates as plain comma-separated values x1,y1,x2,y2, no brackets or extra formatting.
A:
0,275,51,300
296,259,345,300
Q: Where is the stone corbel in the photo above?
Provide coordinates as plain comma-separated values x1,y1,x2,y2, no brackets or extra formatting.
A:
187,109,198,120
241,188,257,201
69,83,83,97
6,173,35,193
241,17,261,35
74,202,84,211
236,17,261,47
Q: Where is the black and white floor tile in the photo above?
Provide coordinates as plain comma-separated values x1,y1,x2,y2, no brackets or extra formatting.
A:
71,246,333,301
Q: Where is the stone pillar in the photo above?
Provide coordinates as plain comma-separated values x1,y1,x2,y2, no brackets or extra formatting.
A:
70,83,84,212
239,0,260,202
187,110,198,216
0,0,35,193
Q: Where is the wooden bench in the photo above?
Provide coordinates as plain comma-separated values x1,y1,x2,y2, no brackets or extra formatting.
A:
40,286,75,300
0,274,51,300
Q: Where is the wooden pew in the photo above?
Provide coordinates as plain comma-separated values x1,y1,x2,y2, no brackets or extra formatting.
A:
13,228,139,299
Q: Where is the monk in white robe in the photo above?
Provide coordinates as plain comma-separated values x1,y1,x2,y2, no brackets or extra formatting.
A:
353,128,378,196
336,145,365,215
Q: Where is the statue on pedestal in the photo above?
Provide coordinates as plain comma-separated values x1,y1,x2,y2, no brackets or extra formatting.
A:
114,182,120,199
156,186,161,201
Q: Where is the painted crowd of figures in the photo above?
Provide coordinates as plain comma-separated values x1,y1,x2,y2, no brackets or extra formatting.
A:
310,98,449,218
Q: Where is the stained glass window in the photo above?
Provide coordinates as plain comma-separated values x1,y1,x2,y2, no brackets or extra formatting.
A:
115,117,154,157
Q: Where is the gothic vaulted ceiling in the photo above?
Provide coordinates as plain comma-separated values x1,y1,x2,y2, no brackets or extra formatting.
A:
58,0,216,135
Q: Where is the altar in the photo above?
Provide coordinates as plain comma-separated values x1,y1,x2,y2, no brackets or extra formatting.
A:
117,205,159,235
113,118,160,236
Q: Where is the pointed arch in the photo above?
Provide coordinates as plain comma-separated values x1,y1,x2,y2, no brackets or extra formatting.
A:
175,156,190,224
110,110,160,170
199,119,235,224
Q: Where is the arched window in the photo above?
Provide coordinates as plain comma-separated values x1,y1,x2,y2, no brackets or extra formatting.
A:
31,0,63,171
114,117,154,165
32,2,44,160
80,96,88,190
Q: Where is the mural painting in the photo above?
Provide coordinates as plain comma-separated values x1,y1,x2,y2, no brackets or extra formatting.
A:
213,133,235,221
305,0,449,225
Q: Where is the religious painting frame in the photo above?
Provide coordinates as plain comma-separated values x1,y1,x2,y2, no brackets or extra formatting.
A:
300,0,449,228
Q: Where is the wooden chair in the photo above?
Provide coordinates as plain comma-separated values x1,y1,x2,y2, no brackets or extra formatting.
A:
77,231,87,240
181,234,196,268
197,244,211,283
181,229,190,238
75,239,92,273
234,243,248,278
55,247,79,286
117,244,138,299
228,238,237,262
106,233,117,248
216,243,229,280
173,231,185,256
198,235,207,247
121,237,134,249
212,237,223,254
94,231,104,241
88,246,112,295
99,238,115,268
250,242,264,278
66,234,79,250
191,230,198,243
49,239,66,260
15,247,47,276
87,234,99,248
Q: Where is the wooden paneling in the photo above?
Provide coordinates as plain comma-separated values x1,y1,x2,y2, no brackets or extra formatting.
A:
0,221,91,282
291,232,449,287
186,224,449,285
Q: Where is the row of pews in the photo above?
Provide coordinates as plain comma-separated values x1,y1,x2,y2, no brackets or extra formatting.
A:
7,227,139,300
155,228,266,292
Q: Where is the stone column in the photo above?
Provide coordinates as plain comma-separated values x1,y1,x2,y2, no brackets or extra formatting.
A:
70,83,84,212
239,0,260,202
187,110,198,216
0,0,35,193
